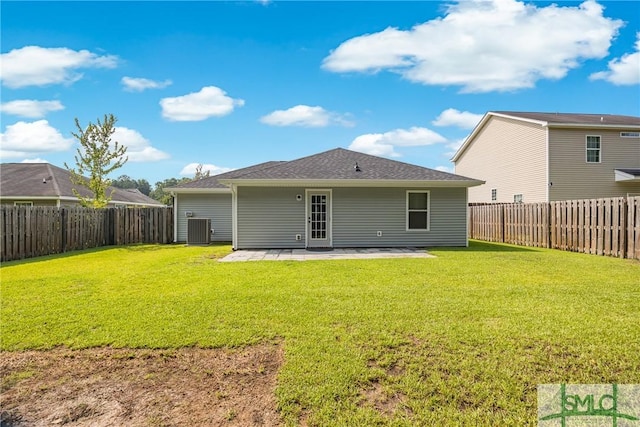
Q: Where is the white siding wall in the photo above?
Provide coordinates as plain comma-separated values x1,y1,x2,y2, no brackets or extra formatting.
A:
236,186,468,248
548,129,640,200
176,193,232,242
455,116,548,203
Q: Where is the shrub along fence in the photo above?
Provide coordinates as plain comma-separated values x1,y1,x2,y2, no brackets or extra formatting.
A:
0,206,173,262
469,196,640,260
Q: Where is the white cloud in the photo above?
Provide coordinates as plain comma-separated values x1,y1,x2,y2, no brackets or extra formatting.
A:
432,108,483,129
590,32,640,85
435,165,454,173
349,126,446,157
323,0,622,92
0,46,118,88
0,120,74,158
260,105,354,127
160,86,244,121
111,127,170,162
0,100,64,118
179,163,234,177
21,158,48,163
121,76,172,92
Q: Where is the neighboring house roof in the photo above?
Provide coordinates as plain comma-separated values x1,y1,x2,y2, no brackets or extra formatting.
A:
452,111,640,162
0,163,164,206
615,168,640,183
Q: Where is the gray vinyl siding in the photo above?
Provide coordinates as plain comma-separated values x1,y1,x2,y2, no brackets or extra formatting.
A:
332,187,468,247
236,186,468,249
548,128,640,200
236,187,307,249
176,193,232,242
455,116,548,203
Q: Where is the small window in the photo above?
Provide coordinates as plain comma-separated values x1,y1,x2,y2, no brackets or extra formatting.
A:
586,135,601,163
620,132,640,138
513,194,523,203
491,188,497,201
406,191,429,231
14,201,33,206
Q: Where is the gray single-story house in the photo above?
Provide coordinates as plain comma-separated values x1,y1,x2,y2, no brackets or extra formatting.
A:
166,148,483,249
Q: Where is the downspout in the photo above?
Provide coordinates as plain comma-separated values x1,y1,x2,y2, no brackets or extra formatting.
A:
231,184,238,250
545,128,550,202
172,192,178,243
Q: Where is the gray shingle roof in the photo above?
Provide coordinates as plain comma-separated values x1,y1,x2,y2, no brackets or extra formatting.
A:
493,111,640,126
616,168,640,177
223,148,478,182
173,161,285,189
0,163,163,206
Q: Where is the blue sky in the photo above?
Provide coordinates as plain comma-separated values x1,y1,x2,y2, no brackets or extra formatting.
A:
1,0,639,186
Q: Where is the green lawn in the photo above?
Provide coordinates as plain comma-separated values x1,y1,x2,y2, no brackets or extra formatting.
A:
1,241,639,425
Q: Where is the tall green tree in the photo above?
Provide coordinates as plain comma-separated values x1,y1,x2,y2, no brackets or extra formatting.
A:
112,175,152,196
150,177,190,205
65,114,128,208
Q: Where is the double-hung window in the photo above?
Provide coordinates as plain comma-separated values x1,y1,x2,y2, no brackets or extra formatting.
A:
586,136,601,163
407,191,429,231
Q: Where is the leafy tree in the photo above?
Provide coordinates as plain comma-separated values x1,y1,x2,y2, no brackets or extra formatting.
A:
65,114,127,208
194,164,210,180
112,175,152,196
150,177,190,205
111,174,137,189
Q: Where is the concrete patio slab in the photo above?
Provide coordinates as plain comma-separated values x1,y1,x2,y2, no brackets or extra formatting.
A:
219,247,435,262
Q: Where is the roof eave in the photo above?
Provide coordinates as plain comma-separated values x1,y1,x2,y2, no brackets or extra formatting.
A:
219,178,485,188
547,123,640,130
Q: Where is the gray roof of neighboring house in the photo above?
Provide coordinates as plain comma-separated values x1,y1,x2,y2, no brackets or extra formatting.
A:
223,148,478,182
492,111,640,126
616,168,640,177
0,163,164,206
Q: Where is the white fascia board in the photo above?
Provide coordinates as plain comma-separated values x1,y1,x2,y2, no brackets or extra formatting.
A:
219,179,485,188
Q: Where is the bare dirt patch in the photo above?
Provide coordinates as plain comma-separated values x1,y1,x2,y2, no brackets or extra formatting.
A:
0,343,283,426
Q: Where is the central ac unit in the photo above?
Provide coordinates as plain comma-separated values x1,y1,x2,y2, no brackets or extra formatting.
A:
187,218,211,245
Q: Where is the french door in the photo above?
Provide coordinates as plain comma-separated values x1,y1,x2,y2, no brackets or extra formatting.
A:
306,190,332,248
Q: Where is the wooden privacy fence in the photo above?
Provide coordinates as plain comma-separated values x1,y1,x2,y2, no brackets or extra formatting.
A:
1,206,173,262
469,196,640,260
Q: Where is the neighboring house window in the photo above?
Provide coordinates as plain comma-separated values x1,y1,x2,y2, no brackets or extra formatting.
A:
586,135,601,163
14,201,33,206
513,194,523,203
491,188,497,201
620,132,640,138
407,191,430,231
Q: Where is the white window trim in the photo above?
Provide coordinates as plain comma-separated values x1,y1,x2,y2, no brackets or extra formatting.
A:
514,194,523,203
586,135,601,164
491,188,497,202
14,201,33,206
406,190,430,232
